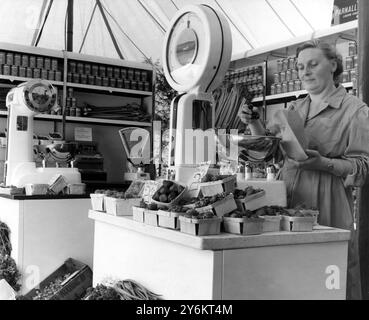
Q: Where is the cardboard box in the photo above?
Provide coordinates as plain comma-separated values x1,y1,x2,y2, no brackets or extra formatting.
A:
223,216,263,235
235,190,266,212
259,215,282,232
179,216,221,236
24,258,92,300
66,183,86,195
105,197,141,216
25,184,49,196
90,193,105,211
132,206,145,223
281,215,314,232
157,210,183,230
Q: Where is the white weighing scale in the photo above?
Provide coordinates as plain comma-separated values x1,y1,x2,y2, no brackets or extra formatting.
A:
4,80,81,187
163,4,232,183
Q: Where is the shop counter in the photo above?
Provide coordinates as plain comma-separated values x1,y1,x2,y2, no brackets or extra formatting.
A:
89,210,350,300
0,195,94,295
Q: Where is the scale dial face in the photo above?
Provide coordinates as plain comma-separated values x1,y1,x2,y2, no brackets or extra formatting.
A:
23,80,57,113
166,11,204,84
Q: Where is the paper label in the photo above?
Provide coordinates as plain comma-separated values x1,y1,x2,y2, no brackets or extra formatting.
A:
74,127,92,141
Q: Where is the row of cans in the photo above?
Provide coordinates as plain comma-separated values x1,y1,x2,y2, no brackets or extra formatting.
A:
277,57,297,73
270,80,302,95
0,64,62,81
342,69,357,83
273,69,299,84
0,51,60,71
68,61,150,82
66,72,151,91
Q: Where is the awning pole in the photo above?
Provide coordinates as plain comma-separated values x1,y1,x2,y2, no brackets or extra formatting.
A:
67,0,74,51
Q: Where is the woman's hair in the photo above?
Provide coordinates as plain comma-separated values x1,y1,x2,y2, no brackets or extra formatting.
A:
295,40,344,85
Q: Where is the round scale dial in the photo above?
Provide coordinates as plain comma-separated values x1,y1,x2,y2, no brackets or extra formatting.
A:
23,80,57,113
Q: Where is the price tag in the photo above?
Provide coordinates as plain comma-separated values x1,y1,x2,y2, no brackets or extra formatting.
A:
74,127,92,142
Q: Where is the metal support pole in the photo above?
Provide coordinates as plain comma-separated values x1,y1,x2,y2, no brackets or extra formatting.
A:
67,0,74,52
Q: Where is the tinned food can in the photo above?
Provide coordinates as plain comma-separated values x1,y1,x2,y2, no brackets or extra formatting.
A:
73,73,80,83
6,53,14,65
107,67,113,78
11,65,18,76
288,57,295,70
0,51,5,64
51,59,58,70
44,58,51,70
55,71,62,81
294,79,302,91
92,65,99,76
277,59,283,73
273,73,280,84
77,62,84,74
288,81,294,92
116,79,123,88
114,67,120,78
21,55,29,67
121,68,127,79
14,54,21,66
346,56,353,70
99,66,106,78
41,69,48,79
26,67,33,78
282,82,288,93
286,69,292,81
102,77,109,86
36,57,44,69
48,70,55,81
279,71,286,83
95,76,102,86
33,68,41,78
270,84,276,95
276,83,282,94
88,75,95,85
342,70,349,83
2,65,10,75
109,78,116,87
85,64,91,75
29,56,36,68
80,74,87,84
144,82,150,91
127,69,134,80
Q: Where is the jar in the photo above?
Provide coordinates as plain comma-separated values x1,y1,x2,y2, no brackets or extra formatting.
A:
48,70,55,80
353,55,358,68
18,66,26,77
102,77,109,86
131,80,137,90
114,67,120,78
95,76,102,86
77,62,84,74
76,107,82,117
346,56,353,70
2,65,10,75
26,67,33,78
107,67,113,78
292,69,298,80
88,75,95,85
137,81,144,91
121,68,127,79
55,71,62,81
44,58,51,70
33,68,41,78
276,83,282,94
51,59,58,70
288,57,295,70
70,107,76,117
14,54,21,66
349,42,357,56
6,53,14,65
71,98,77,108
134,70,141,81
273,73,280,84
69,61,76,73
80,74,87,84
350,69,356,82
282,82,288,93
279,71,286,82
0,51,5,64
92,65,99,76
270,84,276,95
294,79,302,91
109,78,116,87
85,64,91,75
99,66,106,77
144,82,150,91
288,81,294,92
342,70,349,83
21,55,29,67
67,72,72,82
116,79,123,88
66,97,72,108
127,69,134,80
36,57,44,69
282,58,288,71
64,106,70,117
11,65,18,76
41,69,48,79
124,79,130,89
141,71,148,82
68,88,74,98
277,59,283,73
286,69,292,81
29,56,36,68
73,73,80,83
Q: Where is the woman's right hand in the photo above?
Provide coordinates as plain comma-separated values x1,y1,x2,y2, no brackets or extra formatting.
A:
238,102,260,125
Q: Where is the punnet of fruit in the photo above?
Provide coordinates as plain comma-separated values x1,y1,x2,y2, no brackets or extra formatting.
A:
151,180,186,207
179,209,222,236
234,186,266,212
223,210,264,235
198,174,236,197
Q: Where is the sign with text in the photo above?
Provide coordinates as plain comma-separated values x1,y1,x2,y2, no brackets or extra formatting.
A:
74,127,92,141
331,0,358,26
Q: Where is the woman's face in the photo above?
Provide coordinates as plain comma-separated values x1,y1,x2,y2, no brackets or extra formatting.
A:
296,48,337,95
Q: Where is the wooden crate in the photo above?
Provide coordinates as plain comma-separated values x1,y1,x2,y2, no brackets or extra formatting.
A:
281,215,314,232
179,216,221,236
223,216,263,235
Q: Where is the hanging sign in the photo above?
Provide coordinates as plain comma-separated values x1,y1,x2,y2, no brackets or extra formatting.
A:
331,0,358,26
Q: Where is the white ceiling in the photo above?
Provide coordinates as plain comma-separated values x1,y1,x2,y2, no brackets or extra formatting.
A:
0,0,335,63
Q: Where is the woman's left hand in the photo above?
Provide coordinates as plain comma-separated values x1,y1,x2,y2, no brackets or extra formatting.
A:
289,149,328,171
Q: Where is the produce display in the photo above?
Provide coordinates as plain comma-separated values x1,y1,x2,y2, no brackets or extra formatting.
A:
254,205,289,216
179,192,228,208
0,254,21,292
183,209,215,219
32,273,72,300
234,186,264,199
223,209,257,219
151,180,185,204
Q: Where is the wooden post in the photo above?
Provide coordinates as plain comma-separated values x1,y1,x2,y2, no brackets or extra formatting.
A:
67,0,74,51
358,0,369,300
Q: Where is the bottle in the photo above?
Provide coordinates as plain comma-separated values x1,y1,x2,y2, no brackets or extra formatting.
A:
267,165,276,181
237,164,245,181
245,163,253,180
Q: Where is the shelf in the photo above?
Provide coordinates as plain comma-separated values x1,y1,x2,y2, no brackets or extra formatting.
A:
0,110,151,127
66,82,152,96
0,75,64,87
252,82,353,104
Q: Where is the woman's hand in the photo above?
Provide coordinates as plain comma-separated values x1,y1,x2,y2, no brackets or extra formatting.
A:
289,149,329,171
238,102,260,125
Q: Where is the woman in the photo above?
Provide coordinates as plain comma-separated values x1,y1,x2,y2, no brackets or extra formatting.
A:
239,40,369,300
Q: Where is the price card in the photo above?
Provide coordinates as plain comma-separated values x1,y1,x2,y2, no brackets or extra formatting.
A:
74,127,92,142
141,180,161,203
